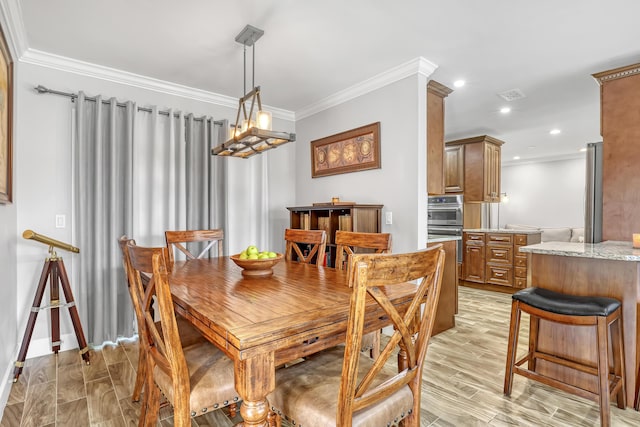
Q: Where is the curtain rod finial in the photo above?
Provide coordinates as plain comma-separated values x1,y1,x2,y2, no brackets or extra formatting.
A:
35,85,48,94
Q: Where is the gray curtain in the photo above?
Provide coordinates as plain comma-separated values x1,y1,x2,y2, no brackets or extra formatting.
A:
73,92,227,345
74,93,136,345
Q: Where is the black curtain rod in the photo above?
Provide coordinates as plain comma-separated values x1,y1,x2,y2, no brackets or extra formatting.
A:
35,85,224,126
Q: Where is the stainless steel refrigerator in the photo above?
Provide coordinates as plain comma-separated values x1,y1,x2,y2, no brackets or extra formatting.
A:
585,141,603,243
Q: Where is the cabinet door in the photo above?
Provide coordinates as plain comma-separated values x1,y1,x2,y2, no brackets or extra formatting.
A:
483,143,501,202
444,145,464,193
463,244,485,282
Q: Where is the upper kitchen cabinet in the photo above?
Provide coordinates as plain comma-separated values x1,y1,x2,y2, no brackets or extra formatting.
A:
426,80,453,195
445,135,504,202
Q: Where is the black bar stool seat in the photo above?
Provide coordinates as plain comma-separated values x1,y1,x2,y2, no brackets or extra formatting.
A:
504,287,626,427
512,287,621,317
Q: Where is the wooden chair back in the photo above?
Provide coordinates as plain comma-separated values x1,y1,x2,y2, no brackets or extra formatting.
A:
165,229,224,267
126,242,192,424
335,230,391,272
284,228,327,266
337,245,445,424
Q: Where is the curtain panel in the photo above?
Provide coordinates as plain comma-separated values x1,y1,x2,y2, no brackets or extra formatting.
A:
73,92,227,345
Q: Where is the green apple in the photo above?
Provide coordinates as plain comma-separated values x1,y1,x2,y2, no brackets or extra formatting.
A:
246,245,259,256
258,253,269,259
268,252,277,258
248,253,259,260
239,252,249,260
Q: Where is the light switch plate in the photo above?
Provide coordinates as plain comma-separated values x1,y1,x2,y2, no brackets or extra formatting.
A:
55,214,66,229
385,212,392,225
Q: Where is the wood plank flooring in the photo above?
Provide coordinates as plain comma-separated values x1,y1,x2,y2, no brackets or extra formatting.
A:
2,286,640,426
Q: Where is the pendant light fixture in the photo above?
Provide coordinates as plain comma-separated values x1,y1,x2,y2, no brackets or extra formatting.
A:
211,25,295,158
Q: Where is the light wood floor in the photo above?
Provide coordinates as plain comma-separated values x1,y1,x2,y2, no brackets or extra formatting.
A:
2,286,640,426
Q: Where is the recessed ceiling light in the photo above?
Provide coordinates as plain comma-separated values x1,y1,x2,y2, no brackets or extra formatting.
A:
453,80,466,88
500,107,511,114
549,129,561,135
513,156,521,160
579,148,587,152
527,146,536,149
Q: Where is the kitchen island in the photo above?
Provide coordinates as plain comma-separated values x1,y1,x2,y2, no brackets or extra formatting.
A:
427,235,461,335
519,240,640,406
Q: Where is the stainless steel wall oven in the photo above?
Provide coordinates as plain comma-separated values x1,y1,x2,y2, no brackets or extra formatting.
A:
427,195,463,262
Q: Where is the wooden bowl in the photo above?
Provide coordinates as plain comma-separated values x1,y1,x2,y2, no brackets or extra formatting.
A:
230,253,284,277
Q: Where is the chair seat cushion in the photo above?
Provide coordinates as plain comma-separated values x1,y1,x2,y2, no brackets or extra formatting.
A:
267,347,413,427
153,341,240,414
513,287,621,317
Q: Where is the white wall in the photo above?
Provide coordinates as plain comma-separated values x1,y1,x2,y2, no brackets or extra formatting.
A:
497,157,586,228
12,61,295,362
294,74,429,255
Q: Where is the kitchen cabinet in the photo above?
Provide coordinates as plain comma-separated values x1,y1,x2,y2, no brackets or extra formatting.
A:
444,145,464,192
426,80,453,195
287,203,383,268
445,135,504,202
462,232,485,283
461,230,541,292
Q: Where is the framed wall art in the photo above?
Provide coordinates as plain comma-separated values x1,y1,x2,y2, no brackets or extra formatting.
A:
0,21,13,204
310,122,380,178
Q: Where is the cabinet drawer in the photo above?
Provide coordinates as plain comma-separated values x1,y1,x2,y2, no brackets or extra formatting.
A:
486,246,513,264
514,256,527,267
486,264,513,286
514,234,528,246
515,266,527,278
487,233,513,245
514,277,527,288
465,233,485,243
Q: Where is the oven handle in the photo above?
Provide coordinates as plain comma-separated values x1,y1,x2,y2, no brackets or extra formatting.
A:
428,226,463,234
428,206,463,211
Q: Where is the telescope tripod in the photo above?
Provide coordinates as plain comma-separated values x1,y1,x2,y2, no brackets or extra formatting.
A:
13,252,90,381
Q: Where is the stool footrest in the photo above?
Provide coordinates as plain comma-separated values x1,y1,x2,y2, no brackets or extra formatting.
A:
513,364,623,404
517,350,599,377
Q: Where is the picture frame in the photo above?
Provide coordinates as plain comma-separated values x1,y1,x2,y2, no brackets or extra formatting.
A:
0,22,13,204
310,122,381,178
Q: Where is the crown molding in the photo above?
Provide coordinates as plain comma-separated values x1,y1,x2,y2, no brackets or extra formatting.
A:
592,62,640,85
296,56,438,120
19,48,296,122
0,0,28,58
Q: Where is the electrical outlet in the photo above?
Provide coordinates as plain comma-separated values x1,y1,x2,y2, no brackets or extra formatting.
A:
385,212,393,225
55,214,66,229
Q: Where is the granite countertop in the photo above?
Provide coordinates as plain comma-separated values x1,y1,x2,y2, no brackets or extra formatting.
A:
463,228,542,235
519,241,640,261
427,234,462,243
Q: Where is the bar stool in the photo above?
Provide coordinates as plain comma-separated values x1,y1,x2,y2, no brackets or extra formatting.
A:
503,287,626,427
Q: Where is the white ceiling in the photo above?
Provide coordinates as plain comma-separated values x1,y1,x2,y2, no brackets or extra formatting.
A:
17,0,640,162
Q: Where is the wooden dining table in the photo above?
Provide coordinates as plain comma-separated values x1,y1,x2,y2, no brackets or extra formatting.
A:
168,256,419,426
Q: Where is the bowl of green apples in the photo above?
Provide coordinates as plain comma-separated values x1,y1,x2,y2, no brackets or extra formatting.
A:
230,245,283,277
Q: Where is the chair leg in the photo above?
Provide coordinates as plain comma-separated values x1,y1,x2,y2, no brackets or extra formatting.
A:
370,330,381,359
504,300,521,396
610,316,626,409
132,346,146,402
528,315,540,371
596,317,611,427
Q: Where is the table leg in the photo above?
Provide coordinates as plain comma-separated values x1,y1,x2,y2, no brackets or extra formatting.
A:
234,353,275,427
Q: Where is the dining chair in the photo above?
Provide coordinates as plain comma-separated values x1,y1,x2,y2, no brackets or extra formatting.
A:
284,228,327,266
335,230,392,359
125,241,240,426
267,245,445,427
165,229,224,268
118,236,207,404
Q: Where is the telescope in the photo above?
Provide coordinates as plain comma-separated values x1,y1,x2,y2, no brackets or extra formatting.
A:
23,230,80,253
